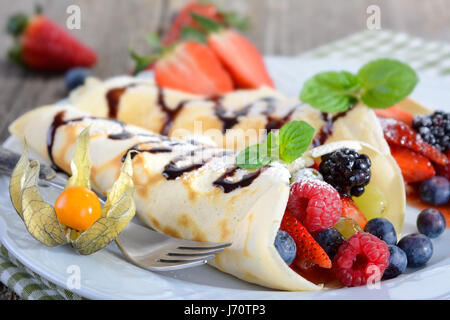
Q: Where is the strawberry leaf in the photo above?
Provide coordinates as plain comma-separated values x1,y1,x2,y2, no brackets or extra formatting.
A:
146,33,163,53
191,12,222,32
180,26,207,43
222,11,250,31
130,50,157,75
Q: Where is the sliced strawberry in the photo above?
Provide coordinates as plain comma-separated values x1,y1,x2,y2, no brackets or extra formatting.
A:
207,29,274,89
8,14,97,72
280,210,332,269
390,144,436,183
379,117,448,166
436,150,450,180
190,14,274,89
154,41,233,95
341,197,367,229
374,106,414,127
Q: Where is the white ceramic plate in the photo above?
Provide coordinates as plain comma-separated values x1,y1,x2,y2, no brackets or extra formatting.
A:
0,57,449,300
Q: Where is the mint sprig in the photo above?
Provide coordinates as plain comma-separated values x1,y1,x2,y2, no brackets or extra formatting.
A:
236,120,315,169
300,58,419,112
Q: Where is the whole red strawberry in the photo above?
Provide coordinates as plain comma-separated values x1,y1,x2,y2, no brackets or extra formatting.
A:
162,1,249,46
7,12,97,72
163,1,224,46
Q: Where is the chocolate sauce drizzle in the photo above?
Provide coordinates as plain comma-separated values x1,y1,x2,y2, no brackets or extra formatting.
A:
121,142,173,162
47,110,266,193
162,159,206,180
213,167,263,193
48,111,139,171
106,87,125,119
157,87,188,136
312,108,353,147
105,85,302,136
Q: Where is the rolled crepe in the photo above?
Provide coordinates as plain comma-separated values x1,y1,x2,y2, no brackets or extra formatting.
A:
69,76,324,150
9,105,405,291
70,76,393,155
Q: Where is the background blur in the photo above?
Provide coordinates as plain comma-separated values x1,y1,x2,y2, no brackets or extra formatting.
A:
0,0,450,299
1,0,450,75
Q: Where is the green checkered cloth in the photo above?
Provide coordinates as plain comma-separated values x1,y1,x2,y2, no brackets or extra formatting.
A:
301,29,450,78
0,245,82,300
1,29,450,300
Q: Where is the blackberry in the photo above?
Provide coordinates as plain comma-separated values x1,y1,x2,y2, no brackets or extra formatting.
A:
319,148,371,197
412,110,450,152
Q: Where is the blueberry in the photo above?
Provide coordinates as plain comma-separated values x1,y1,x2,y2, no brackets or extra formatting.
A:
397,233,433,267
274,230,296,265
65,67,91,91
419,176,450,206
313,228,344,260
417,208,446,238
382,245,408,280
364,218,397,245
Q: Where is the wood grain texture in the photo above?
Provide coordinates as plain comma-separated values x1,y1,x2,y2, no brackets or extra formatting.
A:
0,0,450,299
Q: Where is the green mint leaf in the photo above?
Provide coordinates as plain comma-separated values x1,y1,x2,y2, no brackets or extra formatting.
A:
180,26,207,43
191,13,222,32
235,121,315,169
357,58,419,109
300,71,361,113
265,131,279,159
278,120,315,163
236,144,273,169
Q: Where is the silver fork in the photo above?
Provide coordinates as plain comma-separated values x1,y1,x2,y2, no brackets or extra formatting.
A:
0,147,232,271
115,221,231,271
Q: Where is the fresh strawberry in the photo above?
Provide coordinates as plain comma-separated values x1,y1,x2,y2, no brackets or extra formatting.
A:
191,13,274,89
379,117,448,166
389,144,436,183
7,13,97,72
132,39,233,95
374,106,414,127
280,210,332,269
341,197,367,229
435,150,450,180
163,1,249,46
163,1,224,46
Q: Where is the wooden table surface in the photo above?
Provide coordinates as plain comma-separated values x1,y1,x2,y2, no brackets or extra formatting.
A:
0,0,449,300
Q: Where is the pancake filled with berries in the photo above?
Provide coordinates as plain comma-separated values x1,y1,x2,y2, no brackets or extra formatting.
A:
9,103,405,291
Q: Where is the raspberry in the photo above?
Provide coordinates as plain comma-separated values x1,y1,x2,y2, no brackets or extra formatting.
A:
287,179,342,233
333,233,389,287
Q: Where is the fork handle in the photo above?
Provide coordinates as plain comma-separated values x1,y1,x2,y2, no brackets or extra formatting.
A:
0,147,56,180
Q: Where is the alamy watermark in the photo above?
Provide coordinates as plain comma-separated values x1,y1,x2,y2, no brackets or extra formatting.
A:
366,5,381,30
66,264,81,290
66,5,81,30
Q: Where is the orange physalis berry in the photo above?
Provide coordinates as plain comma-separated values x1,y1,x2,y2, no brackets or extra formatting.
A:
54,186,101,231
